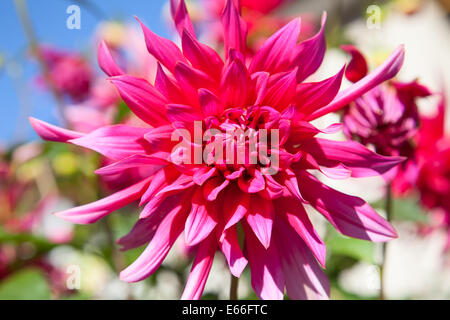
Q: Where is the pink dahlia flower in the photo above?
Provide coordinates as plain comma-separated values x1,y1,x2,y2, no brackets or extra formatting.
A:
342,45,431,158
30,0,405,299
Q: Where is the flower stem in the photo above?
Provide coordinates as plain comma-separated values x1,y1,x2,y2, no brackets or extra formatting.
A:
380,183,392,300
14,0,68,126
229,274,239,300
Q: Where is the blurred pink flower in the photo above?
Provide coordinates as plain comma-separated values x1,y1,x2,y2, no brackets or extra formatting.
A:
31,0,405,299
39,46,93,102
342,45,431,158
200,0,315,54
414,93,450,249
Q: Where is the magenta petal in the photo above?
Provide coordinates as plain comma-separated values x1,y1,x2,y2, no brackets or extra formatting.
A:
69,125,149,160
170,0,195,36
185,191,218,246
298,171,398,242
117,217,157,251
95,155,166,176
136,17,187,72
174,61,217,94
219,226,248,277
30,117,84,142
221,0,247,55
193,166,217,185
182,29,224,79
166,103,203,123
223,187,250,230
220,59,249,107
203,177,230,201
295,66,345,117
117,195,182,251
181,234,217,300
109,75,168,126
245,196,274,249
199,89,224,117
341,45,368,83
277,197,326,268
250,18,301,74
154,63,186,103
120,198,189,282
299,138,405,177
291,12,327,83
274,216,330,300
55,177,151,224
307,45,405,120
243,221,284,300
262,68,297,110
97,41,124,77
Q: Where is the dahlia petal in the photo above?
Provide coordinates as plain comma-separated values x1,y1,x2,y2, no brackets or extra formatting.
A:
319,164,352,180
68,125,149,160
185,191,218,246
219,226,247,277
143,125,174,151
109,75,168,126
29,117,84,142
193,166,217,185
341,45,368,83
118,194,184,251
289,122,343,147
119,197,189,282
295,66,345,117
291,12,327,82
98,41,124,77
54,177,151,224
154,63,186,103
222,186,250,230
276,197,326,268
282,169,305,201
307,45,405,120
182,29,223,79
237,169,265,193
199,89,223,117
139,168,176,206
220,59,249,107
250,18,301,74
166,103,203,123
170,0,195,36
155,174,194,198
203,177,230,201
174,61,217,93
298,171,397,242
95,155,166,176
117,217,157,251
274,216,330,300
246,196,274,249
262,68,298,110
136,17,187,72
251,71,270,105
221,0,247,55
243,221,284,300
299,138,405,177
181,234,217,300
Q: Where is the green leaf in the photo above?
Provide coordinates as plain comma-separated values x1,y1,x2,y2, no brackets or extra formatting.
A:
371,196,429,223
0,268,52,299
325,228,375,264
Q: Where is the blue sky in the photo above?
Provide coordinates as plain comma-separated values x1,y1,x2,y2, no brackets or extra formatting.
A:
0,0,168,146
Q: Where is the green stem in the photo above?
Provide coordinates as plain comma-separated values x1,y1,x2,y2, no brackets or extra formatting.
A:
380,183,392,300
14,0,68,126
229,274,239,300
